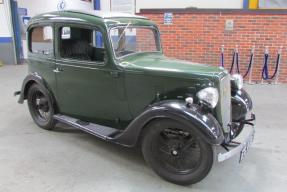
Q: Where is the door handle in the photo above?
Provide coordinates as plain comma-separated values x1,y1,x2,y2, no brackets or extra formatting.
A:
53,68,62,73
110,71,119,78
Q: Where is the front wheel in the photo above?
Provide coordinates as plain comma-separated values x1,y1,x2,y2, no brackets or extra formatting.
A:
27,84,55,130
141,119,213,185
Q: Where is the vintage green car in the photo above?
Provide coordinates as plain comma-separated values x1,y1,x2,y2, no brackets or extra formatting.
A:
16,10,255,185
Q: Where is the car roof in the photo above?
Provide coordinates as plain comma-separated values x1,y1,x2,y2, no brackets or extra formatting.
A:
67,10,147,19
28,10,154,28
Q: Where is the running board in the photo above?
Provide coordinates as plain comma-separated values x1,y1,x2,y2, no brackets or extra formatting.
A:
54,114,121,140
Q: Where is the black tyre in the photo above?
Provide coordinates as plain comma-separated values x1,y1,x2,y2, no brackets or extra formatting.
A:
27,84,55,130
141,119,213,185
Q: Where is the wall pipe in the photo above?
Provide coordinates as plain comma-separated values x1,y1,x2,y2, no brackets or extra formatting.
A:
7,0,18,64
94,0,101,10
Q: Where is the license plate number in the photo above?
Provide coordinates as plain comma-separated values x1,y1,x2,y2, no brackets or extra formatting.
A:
239,131,255,163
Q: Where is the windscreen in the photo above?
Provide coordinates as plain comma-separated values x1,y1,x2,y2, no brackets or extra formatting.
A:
110,26,161,58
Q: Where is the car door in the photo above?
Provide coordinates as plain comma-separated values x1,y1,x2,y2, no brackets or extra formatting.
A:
28,24,56,94
54,23,131,128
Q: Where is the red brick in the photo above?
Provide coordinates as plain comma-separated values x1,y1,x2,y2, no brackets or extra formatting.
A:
139,12,287,83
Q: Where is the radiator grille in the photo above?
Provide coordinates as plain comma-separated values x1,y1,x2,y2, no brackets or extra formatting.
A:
218,75,231,132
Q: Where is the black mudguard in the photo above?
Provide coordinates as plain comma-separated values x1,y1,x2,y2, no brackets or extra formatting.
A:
231,88,253,122
111,100,225,147
17,73,54,105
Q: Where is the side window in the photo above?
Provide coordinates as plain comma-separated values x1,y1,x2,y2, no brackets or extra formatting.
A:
60,26,105,62
30,26,53,55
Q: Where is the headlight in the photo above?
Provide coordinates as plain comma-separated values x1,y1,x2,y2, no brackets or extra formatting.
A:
196,87,219,108
231,74,243,90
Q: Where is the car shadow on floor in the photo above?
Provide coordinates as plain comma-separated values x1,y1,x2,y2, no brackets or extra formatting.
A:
51,122,264,191
53,122,146,166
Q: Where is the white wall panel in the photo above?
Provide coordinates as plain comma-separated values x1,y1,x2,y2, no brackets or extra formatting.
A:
15,0,244,17
17,0,94,17
259,0,287,8
136,0,243,12
0,0,12,37
100,0,243,13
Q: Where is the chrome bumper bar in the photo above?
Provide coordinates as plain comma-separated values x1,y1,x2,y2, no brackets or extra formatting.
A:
217,113,256,162
218,125,254,162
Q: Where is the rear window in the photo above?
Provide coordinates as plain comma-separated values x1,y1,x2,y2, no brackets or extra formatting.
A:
29,26,53,55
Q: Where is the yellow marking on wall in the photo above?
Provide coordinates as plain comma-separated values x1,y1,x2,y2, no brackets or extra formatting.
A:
249,0,259,9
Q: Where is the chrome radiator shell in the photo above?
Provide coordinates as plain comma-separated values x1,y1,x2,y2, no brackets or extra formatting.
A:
217,74,231,133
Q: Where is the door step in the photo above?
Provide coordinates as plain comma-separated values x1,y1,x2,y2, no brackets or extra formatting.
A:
54,114,121,140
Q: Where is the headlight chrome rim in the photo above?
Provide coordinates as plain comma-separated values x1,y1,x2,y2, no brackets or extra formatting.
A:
196,87,219,108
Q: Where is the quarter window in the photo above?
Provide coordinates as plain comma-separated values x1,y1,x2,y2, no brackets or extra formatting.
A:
60,27,105,62
30,26,53,55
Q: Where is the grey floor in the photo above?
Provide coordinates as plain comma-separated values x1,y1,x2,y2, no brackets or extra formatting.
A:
0,64,287,192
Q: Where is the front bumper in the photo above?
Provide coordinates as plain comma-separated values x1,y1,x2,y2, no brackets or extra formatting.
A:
217,113,256,162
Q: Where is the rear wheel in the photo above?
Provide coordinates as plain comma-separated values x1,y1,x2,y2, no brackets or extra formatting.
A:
141,119,213,185
27,84,55,130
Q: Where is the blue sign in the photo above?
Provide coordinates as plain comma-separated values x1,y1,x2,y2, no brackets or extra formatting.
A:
164,12,173,25
18,8,27,16
57,0,66,11
22,16,31,26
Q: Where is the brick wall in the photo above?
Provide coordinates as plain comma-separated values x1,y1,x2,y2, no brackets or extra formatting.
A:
136,28,158,52
31,27,51,42
139,9,287,83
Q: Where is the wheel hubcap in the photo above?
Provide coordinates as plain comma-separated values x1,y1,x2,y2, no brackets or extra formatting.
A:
171,150,178,156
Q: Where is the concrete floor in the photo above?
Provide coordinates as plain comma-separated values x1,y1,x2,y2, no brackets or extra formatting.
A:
0,64,287,192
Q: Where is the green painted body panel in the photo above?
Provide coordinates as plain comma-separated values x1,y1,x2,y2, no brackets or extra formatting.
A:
119,52,224,78
27,10,228,129
118,53,226,119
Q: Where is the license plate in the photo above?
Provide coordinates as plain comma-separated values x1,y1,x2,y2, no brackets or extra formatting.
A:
239,131,255,163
